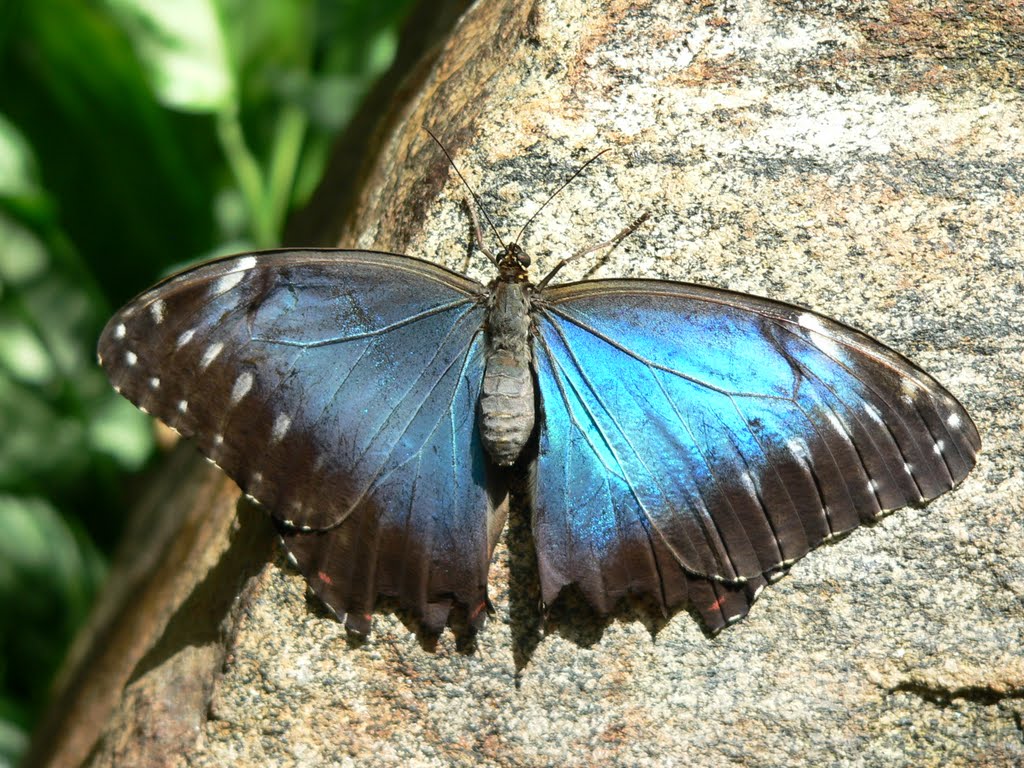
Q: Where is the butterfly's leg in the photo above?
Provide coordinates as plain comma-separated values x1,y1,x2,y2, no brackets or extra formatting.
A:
464,197,497,268
537,212,650,289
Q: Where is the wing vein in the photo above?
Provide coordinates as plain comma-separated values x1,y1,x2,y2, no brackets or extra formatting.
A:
538,310,737,579
647,368,751,578
255,297,480,348
363,325,484,496
350,304,480,469
771,321,957,492
534,336,632,604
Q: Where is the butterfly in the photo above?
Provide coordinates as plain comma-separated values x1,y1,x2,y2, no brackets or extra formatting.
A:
97,158,979,638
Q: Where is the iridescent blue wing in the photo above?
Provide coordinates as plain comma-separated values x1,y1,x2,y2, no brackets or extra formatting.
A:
530,279,979,631
99,250,505,634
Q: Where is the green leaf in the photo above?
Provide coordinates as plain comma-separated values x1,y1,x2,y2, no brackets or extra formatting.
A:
0,371,86,488
0,496,81,587
0,495,106,722
0,492,106,634
0,213,48,288
0,709,28,768
88,393,154,471
104,0,235,112
0,320,54,387
0,115,41,201
0,4,418,763
0,212,143,487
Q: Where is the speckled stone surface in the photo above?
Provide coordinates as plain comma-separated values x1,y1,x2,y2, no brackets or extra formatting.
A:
186,1,1020,766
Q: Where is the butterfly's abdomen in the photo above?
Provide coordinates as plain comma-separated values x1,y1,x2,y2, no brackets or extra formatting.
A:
480,281,535,466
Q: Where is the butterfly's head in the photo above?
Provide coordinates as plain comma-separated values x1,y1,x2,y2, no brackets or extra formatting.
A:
496,242,531,282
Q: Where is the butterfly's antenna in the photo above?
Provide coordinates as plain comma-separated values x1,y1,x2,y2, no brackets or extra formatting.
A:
424,127,506,251
513,148,612,245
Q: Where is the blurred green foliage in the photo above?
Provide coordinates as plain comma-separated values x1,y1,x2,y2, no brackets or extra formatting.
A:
0,1,413,764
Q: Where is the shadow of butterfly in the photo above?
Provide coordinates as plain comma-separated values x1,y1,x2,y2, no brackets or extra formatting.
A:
97,167,979,638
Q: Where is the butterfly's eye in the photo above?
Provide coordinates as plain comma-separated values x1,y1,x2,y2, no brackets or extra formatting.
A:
509,244,530,267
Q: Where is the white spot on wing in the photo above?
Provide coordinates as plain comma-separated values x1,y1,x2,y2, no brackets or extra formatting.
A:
213,434,223,446
271,414,291,442
177,400,188,413
125,351,137,366
252,471,263,485
215,257,257,294
933,440,945,455
901,378,919,401
230,372,254,404
217,271,245,293
826,410,847,435
149,377,160,389
150,300,166,324
736,470,757,497
177,329,196,348
798,313,840,357
200,342,224,370
863,403,884,426
114,323,126,339
947,412,962,429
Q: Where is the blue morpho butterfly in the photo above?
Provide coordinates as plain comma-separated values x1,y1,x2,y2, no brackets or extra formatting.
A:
98,146,979,637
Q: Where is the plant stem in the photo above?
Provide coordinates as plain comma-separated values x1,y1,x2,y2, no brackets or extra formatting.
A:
216,108,273,248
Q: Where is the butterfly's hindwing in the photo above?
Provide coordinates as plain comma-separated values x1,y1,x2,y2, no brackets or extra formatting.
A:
99,249,507,631
278,329,508,634
529,279,979,617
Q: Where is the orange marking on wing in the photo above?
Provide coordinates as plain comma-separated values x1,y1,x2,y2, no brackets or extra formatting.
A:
469,600,486,620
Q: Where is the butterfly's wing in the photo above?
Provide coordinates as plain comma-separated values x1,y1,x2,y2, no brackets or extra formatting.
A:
530,279,979,631
99,249,505,634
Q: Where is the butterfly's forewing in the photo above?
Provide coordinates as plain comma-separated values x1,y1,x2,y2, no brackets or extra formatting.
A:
99,250,506,633
530,279,979,626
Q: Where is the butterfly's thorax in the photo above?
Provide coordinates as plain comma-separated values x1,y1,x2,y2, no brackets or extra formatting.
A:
480,249,536,466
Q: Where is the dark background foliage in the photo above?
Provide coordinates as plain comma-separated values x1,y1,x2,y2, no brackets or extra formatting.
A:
0,1,413,764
